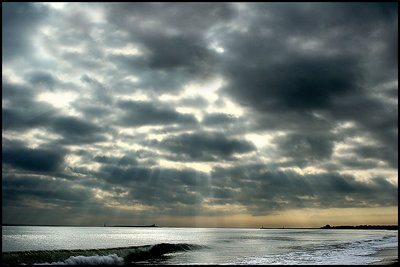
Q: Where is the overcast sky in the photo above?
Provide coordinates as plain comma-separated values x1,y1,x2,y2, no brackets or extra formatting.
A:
2,2,398,227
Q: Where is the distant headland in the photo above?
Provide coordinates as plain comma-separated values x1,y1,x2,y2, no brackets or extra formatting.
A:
320,224,398,230
259,225,398,230
107,224,158,227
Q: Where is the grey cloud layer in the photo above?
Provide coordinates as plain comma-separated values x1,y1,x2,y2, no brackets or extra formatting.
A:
3,162,397,222
214,3,398,169
3,146,66,173
2,2,49,60
118,100,198,126
150,132,256,162
2,3,397,224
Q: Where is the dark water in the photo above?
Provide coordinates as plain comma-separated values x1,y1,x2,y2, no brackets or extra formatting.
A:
2,226,398,265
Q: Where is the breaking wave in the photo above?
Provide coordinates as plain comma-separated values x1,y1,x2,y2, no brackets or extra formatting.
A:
33,254,124,265
2,243,205,265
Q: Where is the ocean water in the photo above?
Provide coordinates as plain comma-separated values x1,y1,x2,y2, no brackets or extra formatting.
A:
2,226,398,265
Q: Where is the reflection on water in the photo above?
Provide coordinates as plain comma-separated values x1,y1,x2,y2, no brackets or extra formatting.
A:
2,226,398,265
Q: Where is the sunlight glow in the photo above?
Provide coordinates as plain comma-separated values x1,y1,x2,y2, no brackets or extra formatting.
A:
202,202,248,214
43,2,67,10
244,132,274,148
116,91,149,101
184,78,224,103
124,75,139,83
279,166,328,175
157,159,213,173
65,154,83,166
206,100,245,117
338,168,398,184
85,6,106,23
37,91,78,109
158,77,245,120
175,107,203,121
209,43,225,53
2,67,24,84
332,121,356,134
105,44,143,56
33,34,56,62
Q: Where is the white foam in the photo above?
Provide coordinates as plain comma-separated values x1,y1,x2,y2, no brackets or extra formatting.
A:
235,234,397,265
34,254,124,265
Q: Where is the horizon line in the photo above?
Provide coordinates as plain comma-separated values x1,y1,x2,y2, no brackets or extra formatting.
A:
3,223,398,229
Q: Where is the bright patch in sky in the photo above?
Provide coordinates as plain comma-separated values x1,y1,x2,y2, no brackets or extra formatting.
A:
37,91,78,109
44,2,67,10
105,44,142,56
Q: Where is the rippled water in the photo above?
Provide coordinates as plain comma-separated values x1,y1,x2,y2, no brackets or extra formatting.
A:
2,226,398,265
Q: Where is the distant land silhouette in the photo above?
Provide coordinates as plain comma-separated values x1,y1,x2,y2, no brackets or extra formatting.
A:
320,224,398,230
108,224,157,227
259,225,398,230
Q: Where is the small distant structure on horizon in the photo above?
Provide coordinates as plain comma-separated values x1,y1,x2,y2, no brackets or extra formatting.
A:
260,225,285,229
109,223,157,227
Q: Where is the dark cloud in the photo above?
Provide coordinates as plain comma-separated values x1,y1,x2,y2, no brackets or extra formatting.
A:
105,3,235,40
80,74,113,105
93,165,210,209
47,116,105,144
101,3,236,93
274,133,336,166
213,2,397,172
326,92,398,167
333,157,382,170
2,84,106,145
117,100,198,126
2,2,49,61
3,81,42,106
26,71,58,89
352,145,398,169
107,54,201,93
211,166,398,215
2,107,50,131
151,132,256,161
4,162,396,219
127,170,208,207
2,146,66,172
2,81,58,131
76,105,112,119
2,174,98,216
222,54,361,113
177,96,209,108
202,113,238,126
3,175,91,203
94,155,137,166
143,33,214,73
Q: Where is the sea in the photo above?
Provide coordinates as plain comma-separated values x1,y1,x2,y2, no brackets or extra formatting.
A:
2,226,398,265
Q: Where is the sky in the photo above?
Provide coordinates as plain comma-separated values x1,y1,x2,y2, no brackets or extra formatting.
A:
2,2,398,228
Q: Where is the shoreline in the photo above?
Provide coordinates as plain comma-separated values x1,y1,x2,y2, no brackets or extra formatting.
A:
370,247,398,265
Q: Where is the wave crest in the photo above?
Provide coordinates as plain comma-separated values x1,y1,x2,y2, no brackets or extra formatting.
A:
2,243,204,265
34,254,124,265
125,243,204,263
